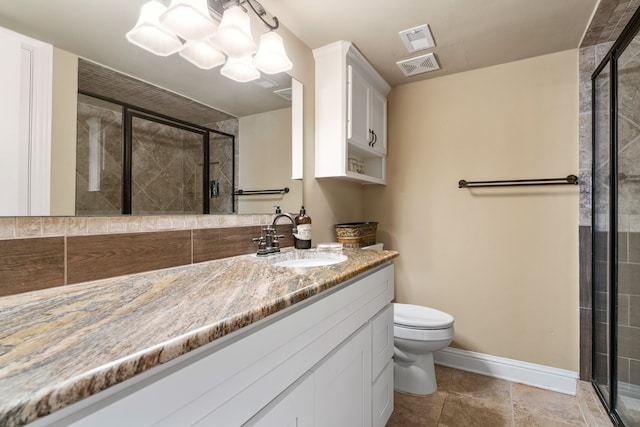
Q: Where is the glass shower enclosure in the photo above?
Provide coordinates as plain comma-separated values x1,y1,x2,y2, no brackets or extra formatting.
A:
592,9,640,427
76,94,235,215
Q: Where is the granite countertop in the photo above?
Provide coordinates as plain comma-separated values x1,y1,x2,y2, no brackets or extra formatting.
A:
0,247,398,426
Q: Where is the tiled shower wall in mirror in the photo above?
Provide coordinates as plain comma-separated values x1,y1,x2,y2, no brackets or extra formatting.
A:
76,94,235,215
76,95,122,215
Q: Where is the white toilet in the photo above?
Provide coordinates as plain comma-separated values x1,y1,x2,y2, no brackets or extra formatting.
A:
393,303,455,395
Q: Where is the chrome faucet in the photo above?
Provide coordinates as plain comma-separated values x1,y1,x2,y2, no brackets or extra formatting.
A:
272,213,298,235
252,214,298,256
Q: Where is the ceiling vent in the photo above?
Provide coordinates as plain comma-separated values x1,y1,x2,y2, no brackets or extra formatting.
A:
399,24,435,53
253,76,279,89
396,53,440,77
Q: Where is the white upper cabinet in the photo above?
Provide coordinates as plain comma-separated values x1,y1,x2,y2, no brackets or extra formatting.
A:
368,88,387,155
314,41,391,185
347,63,387,155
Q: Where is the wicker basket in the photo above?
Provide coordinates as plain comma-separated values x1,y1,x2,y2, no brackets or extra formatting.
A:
334,222,378,248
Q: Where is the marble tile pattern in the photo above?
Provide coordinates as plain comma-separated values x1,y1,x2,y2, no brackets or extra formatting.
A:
0,248,398,426
387,365,613,426
75,96,123,216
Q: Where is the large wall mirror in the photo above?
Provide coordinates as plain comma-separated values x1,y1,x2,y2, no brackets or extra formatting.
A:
0,0,303,217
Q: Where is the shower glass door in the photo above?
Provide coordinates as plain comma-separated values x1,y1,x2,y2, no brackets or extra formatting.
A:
129,114,208,215
77,92,236,215
593,56,612,408
592,10,640,426
616,28,640,426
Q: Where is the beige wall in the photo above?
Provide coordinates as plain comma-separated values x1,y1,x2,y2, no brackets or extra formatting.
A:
364,50,580,371
275,25,366,244
238,108,302,214
50,47,78,216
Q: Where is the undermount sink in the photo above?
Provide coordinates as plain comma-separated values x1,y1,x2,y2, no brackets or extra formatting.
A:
249,249,348,268
272,255,347,268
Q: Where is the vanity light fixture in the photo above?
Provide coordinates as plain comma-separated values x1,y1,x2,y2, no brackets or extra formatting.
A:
216,4,257,57
126,0,292,82
253,31,292,74
126,1,182,56
179,39,226,69
160,0,218,41
221,55,261,82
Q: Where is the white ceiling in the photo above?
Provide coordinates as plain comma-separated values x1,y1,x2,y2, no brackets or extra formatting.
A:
259,0,599,86
0,0,598,114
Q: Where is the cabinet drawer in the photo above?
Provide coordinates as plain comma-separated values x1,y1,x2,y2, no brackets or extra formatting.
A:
372,360,394,427
371,304,394,379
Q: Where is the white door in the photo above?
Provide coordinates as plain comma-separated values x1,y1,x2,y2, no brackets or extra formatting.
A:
369,88,387,155
347,64,370,148
0,26,52,215
313,325,372,427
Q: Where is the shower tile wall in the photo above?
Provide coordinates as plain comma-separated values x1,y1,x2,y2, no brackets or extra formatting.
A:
209,132,234,214
588,233,640,423
76,96,237,215
618,233,640,390
617,31,640,401
207,118,238,214
131,117,201,215
593,229,610,387
76,97,122,216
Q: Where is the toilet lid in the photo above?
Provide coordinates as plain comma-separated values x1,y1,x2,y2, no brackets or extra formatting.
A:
394,303,454,329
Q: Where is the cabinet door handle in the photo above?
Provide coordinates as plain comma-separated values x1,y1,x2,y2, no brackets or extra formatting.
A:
371,131,377,147
368,129,374,146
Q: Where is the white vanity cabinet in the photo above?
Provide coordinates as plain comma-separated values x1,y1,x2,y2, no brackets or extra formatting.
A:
36,264,395,427
314,323,372,426
245,372,315,427
314,41,391,185
371,305,395,427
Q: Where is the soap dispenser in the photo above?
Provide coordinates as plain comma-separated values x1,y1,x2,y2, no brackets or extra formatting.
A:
294,206,312,249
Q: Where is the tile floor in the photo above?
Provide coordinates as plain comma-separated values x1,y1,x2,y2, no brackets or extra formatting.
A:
618,394,640,425
386,365,614,426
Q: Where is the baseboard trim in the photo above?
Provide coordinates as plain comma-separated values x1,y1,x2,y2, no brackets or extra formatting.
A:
434,347,578,395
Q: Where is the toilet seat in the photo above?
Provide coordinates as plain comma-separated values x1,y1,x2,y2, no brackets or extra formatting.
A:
394,323,454,341
394,303,454,330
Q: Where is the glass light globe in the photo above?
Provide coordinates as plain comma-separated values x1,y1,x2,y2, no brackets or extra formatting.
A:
253,31,293,74
180,39,226,69
216,5,257,57
160,0,218,41
221,55,260,82
126,1,182,56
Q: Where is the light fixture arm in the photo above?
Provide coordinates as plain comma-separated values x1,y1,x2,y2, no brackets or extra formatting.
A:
242,0,279,30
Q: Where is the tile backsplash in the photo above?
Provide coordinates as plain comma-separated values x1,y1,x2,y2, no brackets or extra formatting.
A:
0,215,293,297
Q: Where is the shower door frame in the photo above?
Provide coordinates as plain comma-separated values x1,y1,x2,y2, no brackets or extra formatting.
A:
591,7,640,426
78,90,236,215
124,109,211,215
